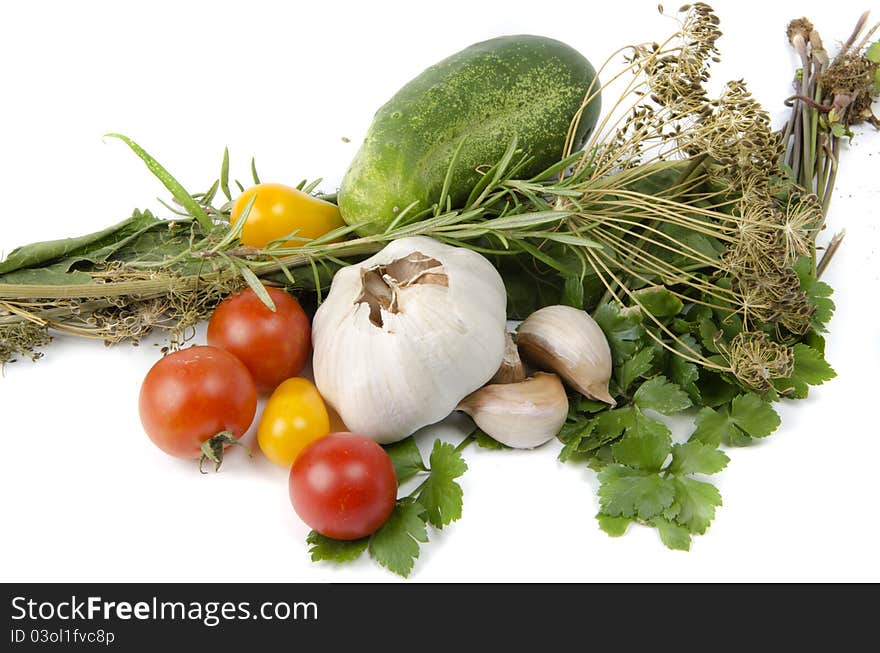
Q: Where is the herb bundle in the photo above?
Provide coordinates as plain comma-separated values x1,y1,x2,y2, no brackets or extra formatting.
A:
1,6,877,576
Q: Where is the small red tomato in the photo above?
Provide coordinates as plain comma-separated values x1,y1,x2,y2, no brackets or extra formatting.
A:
138,345,257,470
289,433,397,540
207,287,311,393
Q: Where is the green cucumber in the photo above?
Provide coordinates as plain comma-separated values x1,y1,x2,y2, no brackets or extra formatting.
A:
338,35,601,235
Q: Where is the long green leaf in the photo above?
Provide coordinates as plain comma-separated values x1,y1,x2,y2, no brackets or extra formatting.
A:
238,265,276,311
220,147,231,201
435,139,467,217
105,134,213,232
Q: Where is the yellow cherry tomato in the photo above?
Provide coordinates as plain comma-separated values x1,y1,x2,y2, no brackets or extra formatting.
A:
230,183,345,249
257,378,331,467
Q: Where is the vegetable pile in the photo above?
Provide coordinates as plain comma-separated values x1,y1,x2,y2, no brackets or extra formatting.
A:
1,5,878,577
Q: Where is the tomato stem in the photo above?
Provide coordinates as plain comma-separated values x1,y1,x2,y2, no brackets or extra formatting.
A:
199,432,250,473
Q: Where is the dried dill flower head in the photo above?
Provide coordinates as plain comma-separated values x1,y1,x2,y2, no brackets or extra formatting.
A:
730,255,815,335
0,321,52,365
636,3,721,116
727,331,794,392
779,194,823,264
684,81,784,178
722,183,821,336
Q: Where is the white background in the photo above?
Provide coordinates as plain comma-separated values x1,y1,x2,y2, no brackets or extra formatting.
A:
1,0,878,582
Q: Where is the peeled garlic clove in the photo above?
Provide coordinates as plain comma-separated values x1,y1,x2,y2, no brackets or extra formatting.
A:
491,331,526,384
516,305,615,405
457,372,569,449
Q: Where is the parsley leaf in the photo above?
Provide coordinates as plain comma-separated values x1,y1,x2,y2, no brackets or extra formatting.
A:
794,257,835,331
594,406,636,436
690,406,729,447
652,517,691,551
773,343,836,398
596,513,631,537
730,393,781,439
668,441,730,475
384,437,426,483
697,315,723,353
668,334,701,401
307,531,369,564
696,370,739,407
597,464,676,520
611,411,671,472
633,285,684,317
594,303,645,365
618,347,654,392
691,394,780,446
558,418,596,462
666,477,722,535
633,376,692,414
473,428,510,450
368,499,429,578
417,440,468,528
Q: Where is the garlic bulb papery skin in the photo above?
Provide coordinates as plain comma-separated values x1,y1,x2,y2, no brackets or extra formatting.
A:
457,372,569,449
312,236,507,444
516,304,616,405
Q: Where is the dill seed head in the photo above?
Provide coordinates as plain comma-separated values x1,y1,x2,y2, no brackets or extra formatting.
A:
731,261,814,335
0,321,52,365
779,194,822,264
728,331,794,392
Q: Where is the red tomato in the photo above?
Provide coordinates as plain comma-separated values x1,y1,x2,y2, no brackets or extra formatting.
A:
207,287,311,393
289,433,397,540
138,345,257,471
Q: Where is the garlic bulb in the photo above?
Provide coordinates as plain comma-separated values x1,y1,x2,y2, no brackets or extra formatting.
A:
312,236,507,444
516,305,615,405
457,372,569,449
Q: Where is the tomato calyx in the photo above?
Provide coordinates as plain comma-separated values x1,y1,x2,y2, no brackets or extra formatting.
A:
199,432,251,473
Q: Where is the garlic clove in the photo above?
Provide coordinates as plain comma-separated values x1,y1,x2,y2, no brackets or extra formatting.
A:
457,372,569,449
491,331,526,384
516,305,616,405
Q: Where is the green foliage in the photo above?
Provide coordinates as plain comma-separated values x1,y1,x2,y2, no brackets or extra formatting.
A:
384,437,427,483
473,428,511,450
0,210,181,284
632,377,693,415
593,303,644,365
563,288,834,550
368,500,430,577
417,441,468,528
794,257,835,331
773,344,837,398
306,532,369,563
632,286,684,317
690,394,781,447
105,134,213,231
593,403,729,550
